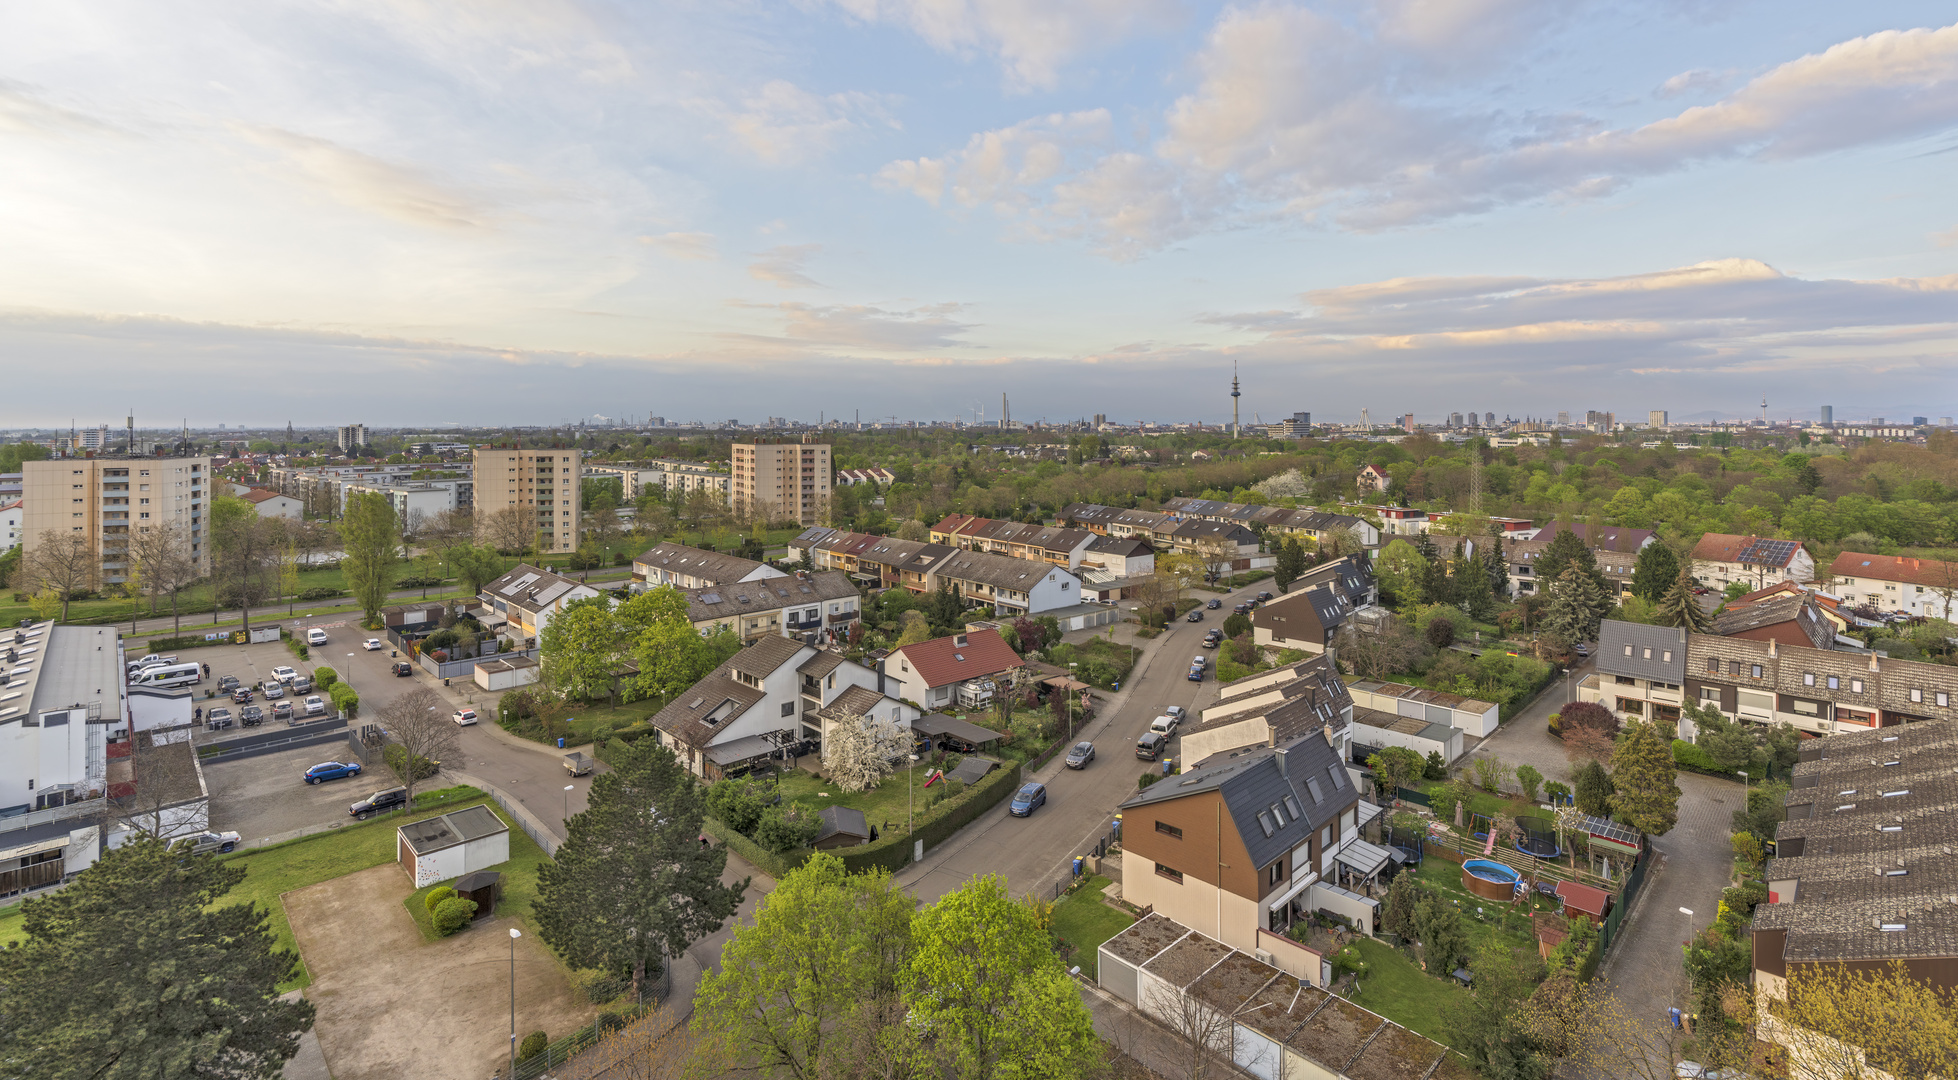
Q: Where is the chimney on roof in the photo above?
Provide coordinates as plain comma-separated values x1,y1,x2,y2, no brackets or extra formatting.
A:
1869,653,1880,673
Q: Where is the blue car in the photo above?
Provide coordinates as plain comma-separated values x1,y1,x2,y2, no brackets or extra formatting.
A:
1008,782,1047,817
303,761,362,785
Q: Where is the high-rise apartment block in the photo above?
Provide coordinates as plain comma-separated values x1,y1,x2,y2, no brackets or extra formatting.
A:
732,440,832,526
472,446,582,555
1818,405,1833,426
336,424,368,454
1556,411,1571,426
1484,412,1495,428
1648,410,1668,429
73,426,111,452
22,456,212,590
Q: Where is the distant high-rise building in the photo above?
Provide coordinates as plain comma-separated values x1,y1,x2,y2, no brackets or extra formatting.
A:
1400,414,1416,433
23,456,213,590
648,416,665,427
1448,412,1464,428
73,425,111,451
1941,417,1953,427
473,444,582,555
1268,412,1312,438
1818,405,1833,426
1872,417,1886,426
336,424,368,453
1649,410,1669,429
1484,412,1495,428
733,439,832,527
1093,413,1106,427
1556,411,1570,427
1912,416,1928,427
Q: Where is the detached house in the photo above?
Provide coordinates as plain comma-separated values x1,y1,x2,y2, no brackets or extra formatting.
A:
886,629,1024,712
1249,557,1376,655
1691,534,1814,591
1356,464,1391,495
1829,551,1958,619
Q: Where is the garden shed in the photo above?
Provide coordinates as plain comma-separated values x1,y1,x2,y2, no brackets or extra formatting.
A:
397,805,510,888
452,870,501,921
473,655,539,691
1554,881,1614,926
912,713,1003,754
813,805,871,849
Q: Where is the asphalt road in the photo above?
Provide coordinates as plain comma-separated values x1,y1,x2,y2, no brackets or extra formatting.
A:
897,579,1276,904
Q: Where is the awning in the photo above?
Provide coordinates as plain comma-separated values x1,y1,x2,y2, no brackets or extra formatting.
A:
0,835,71,862
1042,676,1092,692
1356,802,1383,828
704,734,780,766
1334,838,1394,879
913,714,1003,744
1264,870,1320,913
478,612,509,627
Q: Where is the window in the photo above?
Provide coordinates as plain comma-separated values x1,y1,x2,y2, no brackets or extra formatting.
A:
1642,647,1652,659
1706,658,1720,674
1256,811,1275,837
1155,864,1184,883
1939,692,1951,708
1803,673,1815,687
780,702,794,717
1321,824,1334,847
1700,686,1722,703
1910,688,1923,703
1663,651,1672,662
1283,795,1303,819
1155,820,1183,839
1269,802,1288,825
1268,860,1285,886
1624,644,1634,656
1751,664,1763,679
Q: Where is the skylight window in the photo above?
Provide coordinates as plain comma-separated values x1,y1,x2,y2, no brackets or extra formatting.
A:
1256,811,1275,837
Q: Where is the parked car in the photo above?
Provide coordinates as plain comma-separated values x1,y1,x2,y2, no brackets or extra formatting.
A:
231,687,254,704
302,695,326,717
205,707,234,730
262,682,285,700
239,704,264,727
1233,602,1252,614
1191,655,1206,669
452,709,478,726
1166,706,1186,723
1257,591,1273,602
186,829,241,855
362,638,384,651
217,675,241,692
1008,782,1047,817
1150,714,1178,737
128,654,176,671
1064,741,1096,769
272,701,294,722
307,628,328,646
1574,642,1591,657
391,661,413,677
1187,665,1203,682
270,666,297,683
1186,609,1204,622
349,788,409,820
1136,731,1169,760
1206,598,1222,609
302,761,361,785
1202,636,1219,649
290,675,312,694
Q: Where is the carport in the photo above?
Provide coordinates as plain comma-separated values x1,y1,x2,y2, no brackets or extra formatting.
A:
704,734,779,779
913,714,1002,754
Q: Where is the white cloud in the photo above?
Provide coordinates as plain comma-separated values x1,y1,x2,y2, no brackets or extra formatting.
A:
709,79,896,166
748,243,826,289
237,126,490,230
823,0,1179,91
640,232,718,260
754,300,974,350
1657,68,1734,98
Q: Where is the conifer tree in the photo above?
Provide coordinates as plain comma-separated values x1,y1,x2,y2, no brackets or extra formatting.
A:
1609,719,1682,836
1544,564,1610,645
1653,567,1714,633
1629,542,1681,602
1484,521,1510,597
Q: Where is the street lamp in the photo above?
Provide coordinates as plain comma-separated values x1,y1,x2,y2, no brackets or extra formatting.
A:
346,653,356,715
1069,662,1079,740
1736,770,1748,790
907,753,919,837
508,927,523,1078
564,784,575,822
1679,906,1695,947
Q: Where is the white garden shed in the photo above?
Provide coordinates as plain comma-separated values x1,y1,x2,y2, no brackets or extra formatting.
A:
397,805,510,888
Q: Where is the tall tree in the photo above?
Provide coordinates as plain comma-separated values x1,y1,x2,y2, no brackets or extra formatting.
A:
340,490,402,621
1628,542,1680,602
1572,759,1614,818
20,530,97,622
0,835,315,1078
210,507,281,636
1273,537,1307,594
1652,567,1714,633
535,739,746,1004
374,686,460,805
540,595,629,701
824,710,913,793
1543,564,1610,646
1374,538,1428,607
448,542,507,596
126,521,195,623
1440,944,1552,1080
1682,702,1755,772
1609,719,1681,836
1533,524,1604,598
901,875,1101,1080
691,854,916,1080
478,503,538,555
1484,521,1510,597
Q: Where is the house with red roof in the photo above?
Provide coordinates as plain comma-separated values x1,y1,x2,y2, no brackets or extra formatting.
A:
239,487,303,520
1690,533,1813,591
886,628,1024,711
1830,551,1958,619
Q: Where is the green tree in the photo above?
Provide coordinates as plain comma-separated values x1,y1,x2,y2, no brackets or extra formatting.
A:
1457,546,1495,618
539,595,628,701
1366,746,1425,797
630,621,741,704
1730,779,1789,840
535,739,747,1004
1412,889,1471,972
1573,759,1614,817
340,490,402,621
1533,524,1605,599
1683,702,1756,773
1514,763,1544,802
447,543,507,595
1629,542,1680,602
1375,538,1428,606
1381,873,1424,941
1484,522,1510,597
1441,944,1552,1080
1543,564,1611,646
901,875,1099,1080
894,610,934,647
0,836,315,1078
1652,567,1714,632
1274,537,1307,594
1609,720,1681,836
692,854,916,1079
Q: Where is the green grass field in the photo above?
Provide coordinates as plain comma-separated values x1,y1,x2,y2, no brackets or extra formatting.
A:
1050,876,1134,978
1340,937,1464,1044
775,762,949,834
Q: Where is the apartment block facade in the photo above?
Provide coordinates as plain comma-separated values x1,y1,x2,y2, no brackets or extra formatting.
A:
732,440,831,526
471,446,582,555
22,456,212,590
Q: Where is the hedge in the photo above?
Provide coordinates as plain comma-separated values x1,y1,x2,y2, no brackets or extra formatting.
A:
1670,739,1763,780
835,761,1023,873
146,635,214,653
701,815,810,880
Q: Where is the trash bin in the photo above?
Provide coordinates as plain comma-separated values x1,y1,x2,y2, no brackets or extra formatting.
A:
1112,680,1120,692
1162,757,1174,775
1072,856,1083,878
557,736,565,749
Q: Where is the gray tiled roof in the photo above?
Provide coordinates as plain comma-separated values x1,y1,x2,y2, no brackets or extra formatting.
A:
1121,733,1355,872
1595,620,1688,682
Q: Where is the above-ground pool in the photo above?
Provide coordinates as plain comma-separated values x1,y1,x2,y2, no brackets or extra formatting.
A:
1462,859,1523,901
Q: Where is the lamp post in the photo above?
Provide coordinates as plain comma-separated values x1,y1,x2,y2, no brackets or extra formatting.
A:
346,653,356,717
1679,905,1695,946
907,753,919,836
564,784,575,822
508,927,523,1078
1736,770,1748,790
1069,662,1079,740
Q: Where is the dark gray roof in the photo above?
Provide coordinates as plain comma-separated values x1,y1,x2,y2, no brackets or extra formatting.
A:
1713,595,1835,650
815,804,869,843
1595,620,1689,682
914,713,1004,744
1293,555,1374,602
1121,733,1355,871
1085,534,1152,557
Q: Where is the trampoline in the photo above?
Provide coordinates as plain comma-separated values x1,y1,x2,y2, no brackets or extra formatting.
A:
1382,826,1425,868
1515,816,1562,859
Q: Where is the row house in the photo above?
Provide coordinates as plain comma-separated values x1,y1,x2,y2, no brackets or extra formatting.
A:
1501,537,1637,597
852,536,957,592
477,564,601,643
1710,593,1838,651
833,467,896,486
682,570,861,644
886,628,1025,712
1752,719,1958,1067
926,515,1096,568
1248,556,1378,657
1576,620,1688,729
1690,533,1814,591
632,541,786,590
796,528,1088,614
1525,521,1654,551
1161,497,1382,550
1684,632,1958,736
1177,655,1355,768
1829,551,1958,618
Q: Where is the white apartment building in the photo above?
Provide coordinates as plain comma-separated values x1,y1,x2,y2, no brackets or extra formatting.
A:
732,440,832,526
587,460,732,502
472,446,582,555
22,456,212,590
0,499,21,553
344,482,455,532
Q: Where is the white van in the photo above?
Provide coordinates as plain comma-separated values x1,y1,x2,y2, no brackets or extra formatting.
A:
1150,714,1178,736
131,662,201,689
306,628,328,646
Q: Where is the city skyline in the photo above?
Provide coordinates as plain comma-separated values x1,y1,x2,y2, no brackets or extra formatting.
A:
2,3,1956,424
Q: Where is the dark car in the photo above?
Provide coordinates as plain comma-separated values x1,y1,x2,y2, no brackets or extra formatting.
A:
239,704,264,727
391,661,413,677
349,787,409,820
1206,598,1222,609
231,686,254,704
290,675,313,694
217,675,240,693
1257,591,1274,602
1064,741,1096,769
1008,782,1047,817
1187,665,1203,682
1186,609,1204,622
1233,602,1252,614
1136,731,1168,760
205,706,234,730
303,761,362,785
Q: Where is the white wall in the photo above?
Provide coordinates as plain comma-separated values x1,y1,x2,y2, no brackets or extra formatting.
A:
127,688,194,738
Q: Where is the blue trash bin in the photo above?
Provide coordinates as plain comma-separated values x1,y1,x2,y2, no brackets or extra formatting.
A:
1163,757,1174,775
1112,680,1120,692
1072,856,1083,878
557,736,565,749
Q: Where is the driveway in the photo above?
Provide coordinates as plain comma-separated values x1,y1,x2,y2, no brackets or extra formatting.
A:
285,864,590,1080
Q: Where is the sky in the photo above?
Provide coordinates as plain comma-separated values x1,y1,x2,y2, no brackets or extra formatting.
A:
2,1,1956,429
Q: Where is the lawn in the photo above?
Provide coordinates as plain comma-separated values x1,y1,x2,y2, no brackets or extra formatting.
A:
775,761,948,835
1339,937,1464,1044
1050,875,1134,979
398,804,555,942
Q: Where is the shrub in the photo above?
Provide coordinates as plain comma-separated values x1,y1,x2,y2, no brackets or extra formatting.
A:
328,682,359,717
423,885,456,914
312,666,339,690
298,586,343,601
432,896,477,936
1558,701,1618,740
385,743,441,781
571,969,628,1005
1425,615,1457,649
1138,771,1160,789
518,1030,549,1061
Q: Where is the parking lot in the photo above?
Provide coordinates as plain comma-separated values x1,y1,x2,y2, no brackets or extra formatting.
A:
202,740,397,844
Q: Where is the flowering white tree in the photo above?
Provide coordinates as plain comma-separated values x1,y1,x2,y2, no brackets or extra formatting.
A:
1252,468,1310,500
823,712,912,793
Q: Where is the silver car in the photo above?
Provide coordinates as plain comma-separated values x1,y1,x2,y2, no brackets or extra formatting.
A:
185,829,241,855
1064,741,1096,769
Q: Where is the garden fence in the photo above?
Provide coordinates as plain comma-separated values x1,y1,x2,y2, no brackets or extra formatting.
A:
1596,846,1650,956
508,995,666,1080
1043,823,1121,901
1393,786,1432,807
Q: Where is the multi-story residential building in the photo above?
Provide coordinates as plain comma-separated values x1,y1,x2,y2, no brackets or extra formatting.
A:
1751,718,1958,1070
886,629,1025,712
1575,621,1688,729
342,482,452,532
1265,412,1312,439
586,460,732,502
1249,557,1376,656
731,439,831,526
1079,535,1155,578
0,499,21,553
926,550,1084,616
477,563,600,644
1119,732,1376,952
1356,464,1391,495
632,542,786,590
649,635,911,778
336,424,368,454
1346,504,1427,536
472,445,581,555
1828,551,1958,618
1159,498,1382,551
682,570,861,644
1648,410,1669,429
22,456,212,590
1690,533,1814,591
1501,537,1637,598
1682,631,1958,736
1177,655,1355,767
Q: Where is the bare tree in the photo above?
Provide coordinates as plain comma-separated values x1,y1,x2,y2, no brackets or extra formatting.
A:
126,522,198,633
478,504,537,555
21,530,97,621
105,732,204,843
210,513,281,636
574,1008,695,1080
1335,616,1421,679
419,508,474,553
1142,984,1249,1080
376,686,460,805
